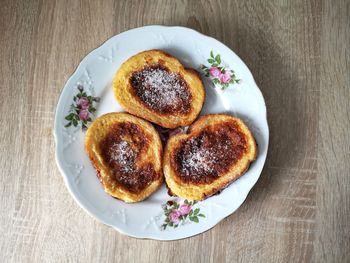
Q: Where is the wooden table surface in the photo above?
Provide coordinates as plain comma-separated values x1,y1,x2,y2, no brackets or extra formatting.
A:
1,0,349,262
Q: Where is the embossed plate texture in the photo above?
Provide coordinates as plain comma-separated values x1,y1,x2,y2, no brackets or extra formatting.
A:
54,26,269,240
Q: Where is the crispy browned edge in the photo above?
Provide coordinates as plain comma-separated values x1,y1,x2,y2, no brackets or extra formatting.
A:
84,113,164,201
115,49,206,128
165,113,258,200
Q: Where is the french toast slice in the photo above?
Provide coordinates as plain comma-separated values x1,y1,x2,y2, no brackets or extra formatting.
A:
163,114,257,200
85,112,163,202
113,50,205,128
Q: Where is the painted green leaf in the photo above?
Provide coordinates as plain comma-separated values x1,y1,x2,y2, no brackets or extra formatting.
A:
65,122,72,128
198,214,206,218
210,50,214,58
72,119,78,126
192,216,199,223
208,58,214,64
194,208,200,215
215,54,221,64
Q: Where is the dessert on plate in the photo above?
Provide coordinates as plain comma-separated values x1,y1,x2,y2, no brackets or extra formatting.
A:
113,50,205,128
163,114,257,200
85,112,163,202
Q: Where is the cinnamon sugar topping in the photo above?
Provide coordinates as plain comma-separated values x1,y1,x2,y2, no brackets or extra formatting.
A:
173,123,247,184
100,122,158,193
130,65,192,114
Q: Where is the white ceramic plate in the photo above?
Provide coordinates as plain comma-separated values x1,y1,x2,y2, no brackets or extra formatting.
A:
54,25,268,240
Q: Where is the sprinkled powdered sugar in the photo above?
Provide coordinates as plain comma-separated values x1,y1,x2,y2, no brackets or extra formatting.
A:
181,138,215,175
107,139,155,191
100,122,158,193
176,128,244,184
108,141,135,173
130,65,191,113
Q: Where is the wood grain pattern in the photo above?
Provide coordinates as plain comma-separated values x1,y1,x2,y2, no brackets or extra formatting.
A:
0,0,349,262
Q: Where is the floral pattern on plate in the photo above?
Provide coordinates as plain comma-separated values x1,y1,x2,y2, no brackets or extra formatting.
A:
54,26,268,240
64,85,99,130
161,199,205,230
201,51,241,90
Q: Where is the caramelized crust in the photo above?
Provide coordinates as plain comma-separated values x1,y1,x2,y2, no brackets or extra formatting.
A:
113,50,205,128
130,65,192,114
85,112,163,202
171,122,247,184
99,122,158,193
163,114,257,200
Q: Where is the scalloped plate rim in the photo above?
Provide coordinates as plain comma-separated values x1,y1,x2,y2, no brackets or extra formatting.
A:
53,25,269,240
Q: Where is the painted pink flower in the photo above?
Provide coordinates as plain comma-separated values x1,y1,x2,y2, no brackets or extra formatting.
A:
79,109,89,121
209,67,221,77
169,210,181,224
219,71,231,83
77,97,89,110
179,204,191,215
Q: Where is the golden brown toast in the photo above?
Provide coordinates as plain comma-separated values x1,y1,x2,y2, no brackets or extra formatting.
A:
163,114,257,200
113,50,205,128
85,112,163,202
